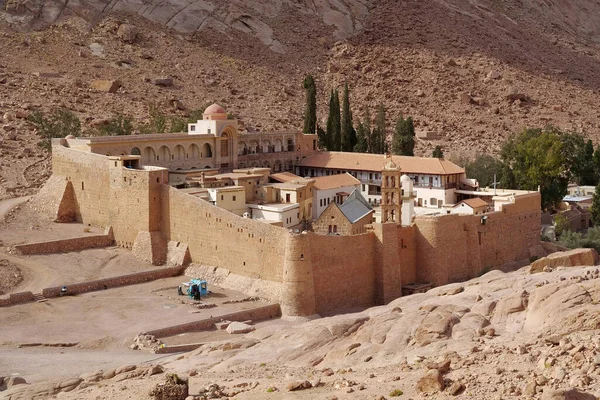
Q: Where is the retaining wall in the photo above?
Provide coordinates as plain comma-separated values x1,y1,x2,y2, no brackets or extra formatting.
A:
0,291,35,307
143,303,281,338
15,234,114,255
42,266,183,298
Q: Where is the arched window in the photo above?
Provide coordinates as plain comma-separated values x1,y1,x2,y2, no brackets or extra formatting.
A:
274,139,283,152
130,147,141,155
158,146,170,162
333,225,338,233
202,143,212,158
238,141,248,156
287,138,294,152
174,144,185,160
143,147,156,162
189,144,200,159
221,132,229,157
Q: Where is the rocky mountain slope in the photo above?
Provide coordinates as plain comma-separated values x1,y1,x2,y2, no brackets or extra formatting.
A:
3,0,600,198
5,261,600,399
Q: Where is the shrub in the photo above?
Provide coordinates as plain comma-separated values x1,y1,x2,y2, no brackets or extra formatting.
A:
94,114,134,136
28,109,81,150
389,389,404,396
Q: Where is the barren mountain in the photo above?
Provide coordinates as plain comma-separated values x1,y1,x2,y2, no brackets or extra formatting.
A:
3,0,600,198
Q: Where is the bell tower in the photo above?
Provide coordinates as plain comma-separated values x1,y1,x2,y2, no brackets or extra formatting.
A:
381,155,402,224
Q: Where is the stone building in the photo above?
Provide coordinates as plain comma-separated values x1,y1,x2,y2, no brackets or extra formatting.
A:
313,189,374,235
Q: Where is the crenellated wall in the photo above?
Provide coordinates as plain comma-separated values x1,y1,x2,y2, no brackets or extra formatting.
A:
32,143,542,317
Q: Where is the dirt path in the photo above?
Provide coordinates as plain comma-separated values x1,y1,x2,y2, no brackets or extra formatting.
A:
0,195,31,220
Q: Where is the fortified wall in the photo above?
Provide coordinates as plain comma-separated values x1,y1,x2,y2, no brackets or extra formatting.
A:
31,142,541,317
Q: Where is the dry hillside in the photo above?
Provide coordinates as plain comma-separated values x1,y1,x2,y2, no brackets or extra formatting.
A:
3,0,600,198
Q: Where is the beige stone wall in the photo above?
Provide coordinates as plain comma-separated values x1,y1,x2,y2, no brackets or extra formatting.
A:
308,232,377,315
397,225,417,286
51,145,112,227
414,192,541,286
0,291,35,307
41,266,184,298
15,233,114,255
312,204,354,235
161,186,287,283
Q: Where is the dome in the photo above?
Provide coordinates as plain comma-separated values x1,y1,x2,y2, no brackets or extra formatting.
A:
65,134,76,139
203,103,226,115
401,174,411,182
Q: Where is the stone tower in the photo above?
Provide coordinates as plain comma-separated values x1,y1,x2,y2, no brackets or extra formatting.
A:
381,155,402,223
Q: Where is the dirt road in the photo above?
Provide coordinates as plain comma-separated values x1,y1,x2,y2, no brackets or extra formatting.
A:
0,196,31,220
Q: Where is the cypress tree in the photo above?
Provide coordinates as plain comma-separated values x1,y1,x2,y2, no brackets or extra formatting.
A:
592,183,600,227
373,103,386,154
392,115,415,156
432,145,444,158
317,124,327,150
332,89,341,151
363,108,372,153
354,119,368,153
325,90,335,150
302,75,317,134
340,83,353,152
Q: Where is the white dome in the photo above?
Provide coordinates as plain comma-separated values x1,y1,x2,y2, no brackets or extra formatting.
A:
401,174,411,182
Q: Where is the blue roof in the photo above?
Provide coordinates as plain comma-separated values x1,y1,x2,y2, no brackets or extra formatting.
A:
338,189,373,223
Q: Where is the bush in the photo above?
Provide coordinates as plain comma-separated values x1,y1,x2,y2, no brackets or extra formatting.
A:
94,114,134,136
389,389,404,396
28,109,81,150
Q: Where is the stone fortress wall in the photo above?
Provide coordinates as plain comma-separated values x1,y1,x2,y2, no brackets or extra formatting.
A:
32,143,541,317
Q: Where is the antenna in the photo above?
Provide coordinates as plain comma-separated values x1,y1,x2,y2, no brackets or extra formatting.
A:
492,174,498,196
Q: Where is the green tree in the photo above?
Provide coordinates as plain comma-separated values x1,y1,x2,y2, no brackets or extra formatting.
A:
500,128,569,211
326,89,341,151
432,145,444,158
303,75,317,134
94,114,134,136
372,103,387,154
570,139,596,186
354,119,368,153
461,154,504,188
363,107,372,153
28,109,81,150
340,83,354,152
392,115,415,156
592,183,600,227
317,124,327,150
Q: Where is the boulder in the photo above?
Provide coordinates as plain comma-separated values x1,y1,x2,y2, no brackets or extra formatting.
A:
226,321,256,334
115,365,136,375
7,376,27,388
286,380,311,391
530,248,598,273
117,24,137,43
154,77,173,87
416,369,444,393
91,80,121,93
541,388,597,400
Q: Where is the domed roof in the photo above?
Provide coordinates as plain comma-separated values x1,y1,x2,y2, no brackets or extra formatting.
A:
401,174,411,182
204,103,226,115
65,134,76,139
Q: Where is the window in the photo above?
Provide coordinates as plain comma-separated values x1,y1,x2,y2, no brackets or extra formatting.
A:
207,128,211,134
190,125,196,131
233,196,236,201
362,184,366,191
286,193,291,202
81,182,84,190
221,195,224,200
328,225,332,234
333,225,338,233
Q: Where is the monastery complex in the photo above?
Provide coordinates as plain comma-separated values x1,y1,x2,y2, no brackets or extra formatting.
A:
31,104,542,317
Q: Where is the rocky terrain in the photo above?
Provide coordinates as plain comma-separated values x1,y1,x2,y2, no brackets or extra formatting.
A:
3,254,600,399
2,1,600,197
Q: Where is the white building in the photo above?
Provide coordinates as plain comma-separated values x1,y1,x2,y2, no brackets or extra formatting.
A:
296,152,475,208
311,173,361,218
247,203,300,228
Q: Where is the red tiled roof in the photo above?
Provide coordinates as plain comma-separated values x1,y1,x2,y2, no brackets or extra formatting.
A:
298,152,464,175
312,173,361,190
